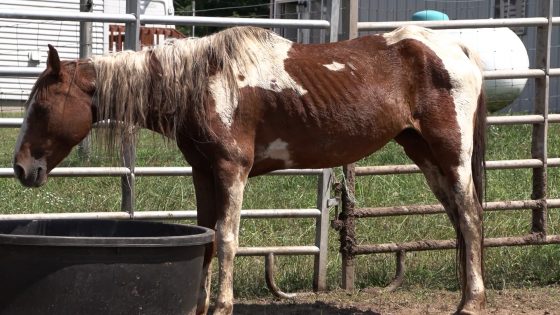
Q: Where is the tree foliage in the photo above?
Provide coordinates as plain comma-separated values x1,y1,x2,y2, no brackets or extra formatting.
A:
173,0,271,36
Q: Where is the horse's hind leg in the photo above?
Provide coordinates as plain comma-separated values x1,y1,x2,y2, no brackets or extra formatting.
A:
395,128,485,314
395,129,456,217
445,163,484,315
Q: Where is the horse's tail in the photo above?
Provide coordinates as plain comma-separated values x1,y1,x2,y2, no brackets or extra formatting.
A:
472,73,487,284
463,42,486,219
472,88,486,205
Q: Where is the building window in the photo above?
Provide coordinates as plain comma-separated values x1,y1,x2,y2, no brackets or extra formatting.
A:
273,0,311,43
495,0,527,35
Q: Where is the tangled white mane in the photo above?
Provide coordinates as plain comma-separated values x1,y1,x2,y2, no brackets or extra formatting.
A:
92,26,288,148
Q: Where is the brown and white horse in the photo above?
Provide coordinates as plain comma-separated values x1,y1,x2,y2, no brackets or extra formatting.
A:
13,26,486,314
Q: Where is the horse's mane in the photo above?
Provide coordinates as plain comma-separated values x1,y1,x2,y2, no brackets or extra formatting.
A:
92,26,283,151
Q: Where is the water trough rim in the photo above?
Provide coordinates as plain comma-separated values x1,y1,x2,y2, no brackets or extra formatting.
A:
0,219,215,247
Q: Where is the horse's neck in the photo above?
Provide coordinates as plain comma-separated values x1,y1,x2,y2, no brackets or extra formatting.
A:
90,53,171,137
143,99,177,138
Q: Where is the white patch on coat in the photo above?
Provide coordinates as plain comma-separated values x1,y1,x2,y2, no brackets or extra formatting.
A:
260,138,293,167
209,77,235,127
210,34,307,128
14,90,36,155
347,63,357,76
323,61,345,71
234,35,307,95
14,115,28,157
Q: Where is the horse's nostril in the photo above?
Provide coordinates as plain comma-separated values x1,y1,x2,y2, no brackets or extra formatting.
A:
14,163,25,180
35,166,44,181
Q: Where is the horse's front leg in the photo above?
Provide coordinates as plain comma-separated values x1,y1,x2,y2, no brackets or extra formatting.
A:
192,168,217,315
212,160,249,315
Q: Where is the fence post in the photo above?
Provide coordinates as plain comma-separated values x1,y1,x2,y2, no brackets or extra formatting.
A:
313,168,333,291
77,0,93,159
347,0,358,40
340,163,356,290
339,0,358,40
125,0,140,51
328,0,340,43
121,0,140,214
531,0,552,235
121,129,136,214
337,0,359,291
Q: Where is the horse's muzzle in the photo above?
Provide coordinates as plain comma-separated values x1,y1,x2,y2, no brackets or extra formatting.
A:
13,159,47,188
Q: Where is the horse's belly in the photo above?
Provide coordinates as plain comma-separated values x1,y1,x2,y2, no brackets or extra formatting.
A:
249,85,410,175
251,125,395,176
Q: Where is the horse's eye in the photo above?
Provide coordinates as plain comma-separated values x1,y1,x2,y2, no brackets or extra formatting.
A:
29,102,49,116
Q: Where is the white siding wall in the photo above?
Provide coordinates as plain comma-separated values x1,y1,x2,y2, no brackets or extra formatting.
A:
0,0,104,104
0,0,174,105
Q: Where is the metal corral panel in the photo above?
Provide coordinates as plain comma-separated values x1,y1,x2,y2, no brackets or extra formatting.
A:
357,0,560,112
105,0,174,28
0,0,105,105
358,0,491,24
516,0,560,112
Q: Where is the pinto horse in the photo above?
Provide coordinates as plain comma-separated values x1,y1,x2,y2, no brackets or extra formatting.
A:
13,25,486,314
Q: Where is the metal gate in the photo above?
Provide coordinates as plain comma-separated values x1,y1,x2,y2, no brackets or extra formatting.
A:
335,0,560,290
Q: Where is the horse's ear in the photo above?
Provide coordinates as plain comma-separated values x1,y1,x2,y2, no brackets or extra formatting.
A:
47,44,61,75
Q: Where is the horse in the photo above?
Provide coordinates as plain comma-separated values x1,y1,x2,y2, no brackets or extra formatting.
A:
13,25,486,315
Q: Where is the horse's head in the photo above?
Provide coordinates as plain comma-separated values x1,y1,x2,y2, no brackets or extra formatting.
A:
13,45,96,187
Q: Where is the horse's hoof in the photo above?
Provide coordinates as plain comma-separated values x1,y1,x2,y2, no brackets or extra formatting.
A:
456,301,485,315
211,302,233,315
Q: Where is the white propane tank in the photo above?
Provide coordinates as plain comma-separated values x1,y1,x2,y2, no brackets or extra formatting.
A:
443,28,530,112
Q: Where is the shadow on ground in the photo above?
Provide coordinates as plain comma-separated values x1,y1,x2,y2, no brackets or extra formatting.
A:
223,301,380,315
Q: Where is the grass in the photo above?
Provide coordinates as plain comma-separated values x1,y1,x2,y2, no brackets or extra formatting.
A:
1,111,559,297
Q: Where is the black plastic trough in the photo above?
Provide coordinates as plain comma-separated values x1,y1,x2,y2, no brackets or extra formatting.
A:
0,219,214,315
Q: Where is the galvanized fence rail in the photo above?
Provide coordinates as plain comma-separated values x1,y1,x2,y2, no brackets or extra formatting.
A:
0,0,335,296
336,0,560,291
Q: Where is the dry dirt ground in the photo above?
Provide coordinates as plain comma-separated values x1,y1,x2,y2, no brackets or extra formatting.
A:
228,286,560,315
